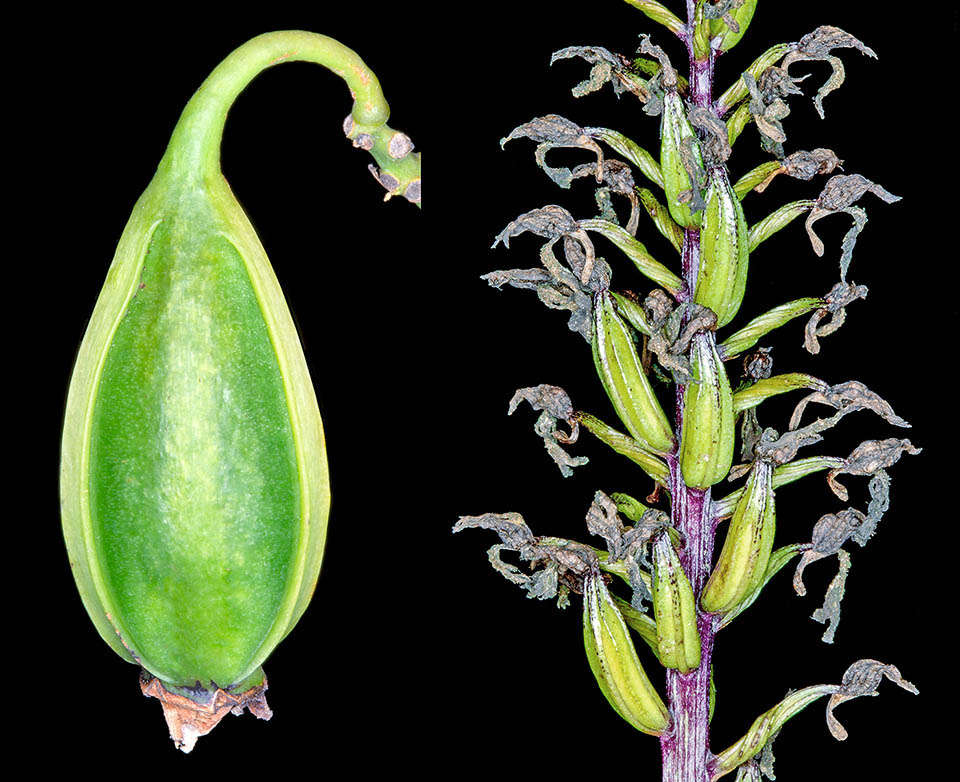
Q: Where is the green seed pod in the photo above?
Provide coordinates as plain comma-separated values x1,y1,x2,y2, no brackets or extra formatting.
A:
660,91,705,228
651,533,701,673
592,290,675,454
709,0,757,52
678,334,735,489
696,166,749,328
583,574,671,735
701,460,776,615
60,32,419,752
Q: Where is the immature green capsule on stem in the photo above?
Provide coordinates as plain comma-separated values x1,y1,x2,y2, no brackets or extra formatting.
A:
696,166,749,328
701,460,776,615
660,91,704,228
59,32,419,752
678,333,735,489
651,533,701,673
592,290,675,454
583,574,671,735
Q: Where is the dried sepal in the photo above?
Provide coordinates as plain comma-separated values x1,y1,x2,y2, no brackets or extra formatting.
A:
795,473,891,637
794,509,868,591
752,424,827,468
716,43,792,116
789,380,910,431
655,304,718,382
492,205,608,292
589,503,669,614
572,159,641,234
550,45,651,100
481,268,591,341
827,438,920,501
508,385,589,478
805,174,901,279
742,68,804,157
804,281,869,354
586,490,628,561
622,297,717,384
141,674,273,754
482,237,599,341
863,469,891,540
689,105,732,163
741,348,774,384
782,26,878,118
452,512,597,602
492,204,581,249
753,148,843,194
794,481,896,643
637,34,677,87
825,660,918,740
810,547,849,642
500,115,605,189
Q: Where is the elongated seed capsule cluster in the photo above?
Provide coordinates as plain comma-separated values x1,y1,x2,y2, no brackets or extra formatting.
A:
696,166,750,327
592,290,675,454
583,573,671,734
701,460,776,615
455,5,917,773
678,333,735,489
651,532,701,673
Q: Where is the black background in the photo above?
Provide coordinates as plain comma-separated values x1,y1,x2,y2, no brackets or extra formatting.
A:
14,2,950,777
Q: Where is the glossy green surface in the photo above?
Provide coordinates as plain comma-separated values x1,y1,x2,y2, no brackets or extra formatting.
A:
87,204,299,688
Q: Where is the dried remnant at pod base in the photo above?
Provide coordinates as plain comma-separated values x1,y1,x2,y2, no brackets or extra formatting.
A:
59,31,420,753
